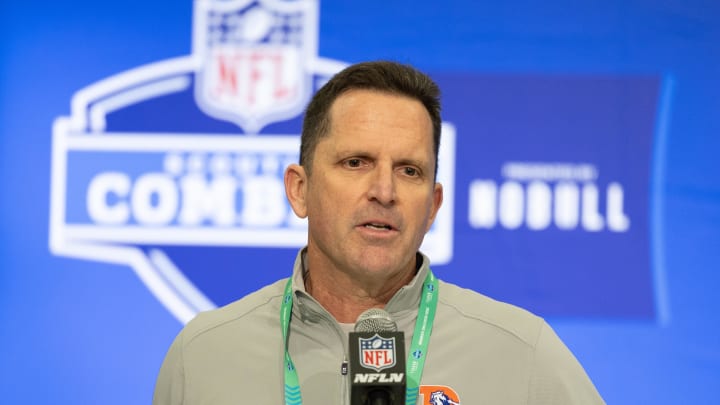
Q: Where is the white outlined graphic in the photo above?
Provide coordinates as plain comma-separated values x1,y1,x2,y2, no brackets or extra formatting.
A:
50,0,456,324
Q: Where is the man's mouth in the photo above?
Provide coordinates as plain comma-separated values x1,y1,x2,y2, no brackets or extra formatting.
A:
363,223,393,231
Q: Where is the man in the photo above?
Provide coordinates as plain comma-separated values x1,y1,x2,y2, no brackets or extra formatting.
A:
153,61,605,404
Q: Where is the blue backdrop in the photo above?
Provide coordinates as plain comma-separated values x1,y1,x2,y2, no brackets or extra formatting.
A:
1,1,719,404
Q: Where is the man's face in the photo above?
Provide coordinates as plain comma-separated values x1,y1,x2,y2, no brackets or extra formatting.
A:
290,89,443,282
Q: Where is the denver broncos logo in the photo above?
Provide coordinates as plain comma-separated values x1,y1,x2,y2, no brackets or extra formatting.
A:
418,385,461,404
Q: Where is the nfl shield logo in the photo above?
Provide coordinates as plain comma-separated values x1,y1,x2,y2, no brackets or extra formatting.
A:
359,334,397,372
193,0,317,133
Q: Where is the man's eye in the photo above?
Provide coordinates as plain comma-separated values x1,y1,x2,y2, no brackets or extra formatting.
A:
345,159,362,167
403,167,419,176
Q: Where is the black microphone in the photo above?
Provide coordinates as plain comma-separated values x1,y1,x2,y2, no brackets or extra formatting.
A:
349,308,406,405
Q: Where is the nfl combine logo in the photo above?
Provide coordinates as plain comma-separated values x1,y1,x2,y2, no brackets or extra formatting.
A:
48,0,456,324
359,335,397,372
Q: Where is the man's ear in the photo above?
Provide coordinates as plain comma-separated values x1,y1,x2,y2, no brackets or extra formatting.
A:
425,182,444,233
284,163,308,218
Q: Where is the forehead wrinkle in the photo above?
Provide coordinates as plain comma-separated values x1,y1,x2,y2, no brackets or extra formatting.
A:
322,89,435,166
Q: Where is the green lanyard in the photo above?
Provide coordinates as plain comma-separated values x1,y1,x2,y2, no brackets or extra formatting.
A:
280,270,439,405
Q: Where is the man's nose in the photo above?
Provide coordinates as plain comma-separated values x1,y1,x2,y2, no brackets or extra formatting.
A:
366,165,396,206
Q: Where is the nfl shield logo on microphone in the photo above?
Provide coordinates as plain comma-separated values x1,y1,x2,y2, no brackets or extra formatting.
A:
359,335,397,372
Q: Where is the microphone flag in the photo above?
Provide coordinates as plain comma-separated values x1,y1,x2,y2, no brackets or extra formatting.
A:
349,331,406,404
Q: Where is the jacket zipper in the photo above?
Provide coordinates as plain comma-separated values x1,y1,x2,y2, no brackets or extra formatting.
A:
329,321,350,405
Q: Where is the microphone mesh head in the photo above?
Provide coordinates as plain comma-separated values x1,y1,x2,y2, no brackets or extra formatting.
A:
354,308,397,332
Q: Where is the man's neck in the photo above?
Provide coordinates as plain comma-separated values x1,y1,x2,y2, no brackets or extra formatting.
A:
302,259,417,324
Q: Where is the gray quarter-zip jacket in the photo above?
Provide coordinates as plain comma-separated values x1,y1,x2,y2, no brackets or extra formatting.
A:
153,250,604,404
